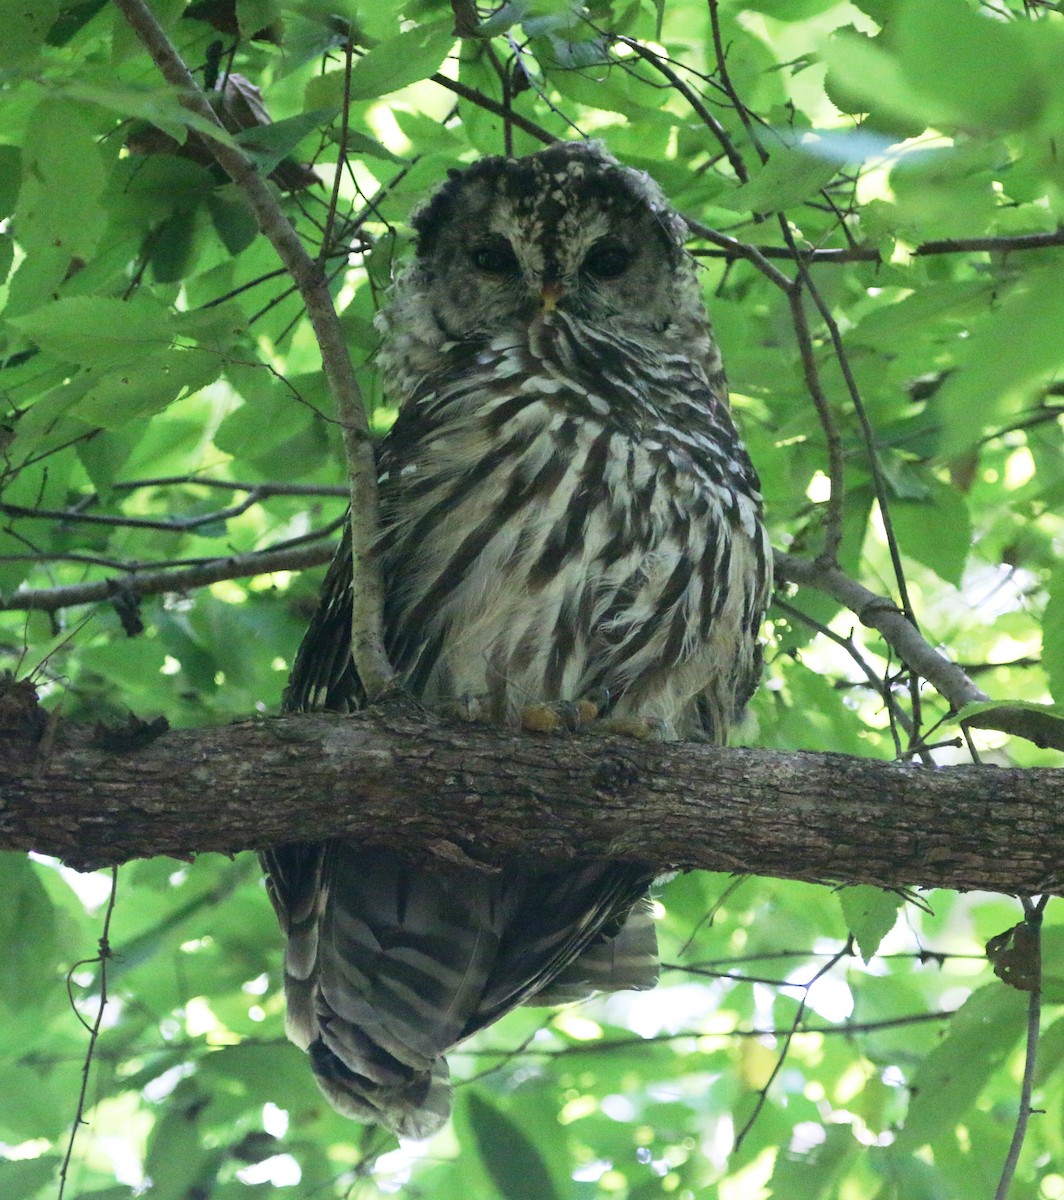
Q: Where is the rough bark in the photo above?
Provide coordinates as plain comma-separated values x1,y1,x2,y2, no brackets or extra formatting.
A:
1,687,1061,895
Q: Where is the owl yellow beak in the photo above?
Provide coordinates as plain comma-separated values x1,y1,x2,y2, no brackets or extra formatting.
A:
539,281,564,313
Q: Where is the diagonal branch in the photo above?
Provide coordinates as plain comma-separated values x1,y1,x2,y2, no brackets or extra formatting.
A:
111,0,395,701
777,551,1064,752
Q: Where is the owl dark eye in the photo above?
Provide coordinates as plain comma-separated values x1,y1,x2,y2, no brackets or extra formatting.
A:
584,243,631,279
470,240,520,275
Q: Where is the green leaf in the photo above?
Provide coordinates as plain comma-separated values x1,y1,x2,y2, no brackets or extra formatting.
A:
952,699,1064,749
888,480,971,588
893,0,1045,132
729,145,838,215
839,887,903,963
935,268,1064,455
0,1155,60,1197
462,1092,562,1200
74,347,222,429
0,859,60,1012
346,21,456,101
0,0,62,68
8,98,106,316
234,107,338,177
144,1087,215,1200
896,983,1026,1150
0,145,21,221
53,78,239,147
9,296,174,369
767,1123,856,1194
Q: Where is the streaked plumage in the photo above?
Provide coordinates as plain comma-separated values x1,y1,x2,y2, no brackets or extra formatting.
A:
262,141,771,1138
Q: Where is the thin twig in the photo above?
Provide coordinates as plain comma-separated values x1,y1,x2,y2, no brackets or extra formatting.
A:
773,595,917,756
775,551,1064,752
429,72,555,144
111,476,348,496
707,0,765,161
613,35,748,182
690,227,1064,263
684,218,793,289
58,867,119,1200
733,939,854,1152
994,896,1047,1200
2,491,271,532
318,33,355,267
782,281,847,562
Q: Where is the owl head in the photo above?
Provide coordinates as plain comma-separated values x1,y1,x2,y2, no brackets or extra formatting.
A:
378,141,707,369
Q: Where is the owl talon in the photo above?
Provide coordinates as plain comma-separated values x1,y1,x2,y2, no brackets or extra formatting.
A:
592,715,668,741
521,693,605,733
441,694,487,722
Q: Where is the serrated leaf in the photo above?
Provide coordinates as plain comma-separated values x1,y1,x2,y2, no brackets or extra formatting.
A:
896,983,1026,1150
839,886,902,963
729,146,838,214
463,1092,561,1200
235,107,337,177
346,21,456,101
9,296,174,369
74,347,221,429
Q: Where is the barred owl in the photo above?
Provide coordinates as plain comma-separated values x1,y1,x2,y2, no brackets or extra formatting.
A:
262,141,771,1139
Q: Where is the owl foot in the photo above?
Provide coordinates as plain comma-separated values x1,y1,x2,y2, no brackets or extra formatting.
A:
442,694,489,723
520,693,605,733
589,714,668,741
519,690,666,740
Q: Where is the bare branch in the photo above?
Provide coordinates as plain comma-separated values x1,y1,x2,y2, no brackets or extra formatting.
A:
613,35,748,183
112,0,395,700
0,541,333,612
429,73,555,145
776,550,1064,751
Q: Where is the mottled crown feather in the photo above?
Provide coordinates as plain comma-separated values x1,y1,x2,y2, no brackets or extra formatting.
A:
410,140,689,261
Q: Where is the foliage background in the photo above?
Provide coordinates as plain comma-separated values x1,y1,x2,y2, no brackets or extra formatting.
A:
1,0,1064,1196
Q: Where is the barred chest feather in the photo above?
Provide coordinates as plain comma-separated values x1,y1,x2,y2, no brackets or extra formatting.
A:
377,311,770,742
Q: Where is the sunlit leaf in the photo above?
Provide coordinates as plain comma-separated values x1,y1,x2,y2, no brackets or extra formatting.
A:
839,886,903,963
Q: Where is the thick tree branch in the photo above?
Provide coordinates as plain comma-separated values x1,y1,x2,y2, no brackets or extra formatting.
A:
112,0,395,700
2,701,1061,894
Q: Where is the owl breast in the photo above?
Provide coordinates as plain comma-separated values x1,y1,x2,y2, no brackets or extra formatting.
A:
378,309,769,742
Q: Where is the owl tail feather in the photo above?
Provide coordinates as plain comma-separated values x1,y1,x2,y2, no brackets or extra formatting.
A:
527,896,660,1006
309,1038,451,1141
